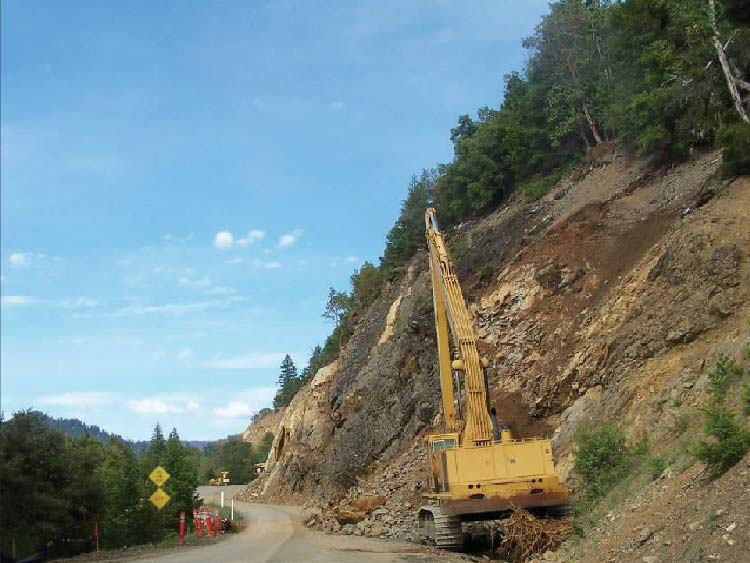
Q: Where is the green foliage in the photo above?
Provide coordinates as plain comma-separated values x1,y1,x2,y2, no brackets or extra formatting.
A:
0,415,202,559
201,434,272,485
351,261,384,309
273,354,303,409
742,383,750,416
718,123,750,176
694,354,750,477
574,424,639,503
162,429,199,533
519,172,562,201
694,405,750,476
381,170,437,272
646,455,668,480
707,354,745,400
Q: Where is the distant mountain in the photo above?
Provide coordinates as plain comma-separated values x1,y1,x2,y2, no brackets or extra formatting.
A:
29,411,212,451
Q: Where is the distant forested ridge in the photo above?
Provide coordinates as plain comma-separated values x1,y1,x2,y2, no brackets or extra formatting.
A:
36,411,210,451
281,0,750,402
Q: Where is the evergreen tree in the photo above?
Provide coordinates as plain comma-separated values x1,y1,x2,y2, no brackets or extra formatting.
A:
163,429,199,531
0,411,72,559
273,354,301,408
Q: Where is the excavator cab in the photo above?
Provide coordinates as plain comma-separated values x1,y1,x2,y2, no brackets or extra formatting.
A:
426,433,459,493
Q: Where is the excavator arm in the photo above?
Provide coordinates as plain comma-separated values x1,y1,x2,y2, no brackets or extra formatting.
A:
425,208,494,447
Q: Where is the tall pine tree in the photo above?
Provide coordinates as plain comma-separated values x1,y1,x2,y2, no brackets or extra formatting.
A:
273,355,301,408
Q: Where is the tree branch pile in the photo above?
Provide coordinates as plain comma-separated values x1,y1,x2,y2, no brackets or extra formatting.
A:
496,508,572,562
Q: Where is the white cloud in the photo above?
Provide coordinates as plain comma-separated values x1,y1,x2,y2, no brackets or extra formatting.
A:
213,230,235,249
73,296,249,319
328,101,346,110
40,391,114,408
8,251,60,268
2,295,98,308
179,276,236,296
9,252,32,267
163,233,195,243
1,295,37,306
226,258,282,269
176,348,193,360
60,297,99,308
126,399,184,415
211,401,255,419
206,351,286,370
237,229,265,246
126,395,203,415
210,387,277,419
213,229,265,250
279,229,302,248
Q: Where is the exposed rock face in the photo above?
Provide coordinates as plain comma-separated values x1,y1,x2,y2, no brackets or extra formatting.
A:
242,150,750,563
242,408,285,445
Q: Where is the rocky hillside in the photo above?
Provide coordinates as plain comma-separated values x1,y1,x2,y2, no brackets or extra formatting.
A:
242,408,284,446
239,149,750,560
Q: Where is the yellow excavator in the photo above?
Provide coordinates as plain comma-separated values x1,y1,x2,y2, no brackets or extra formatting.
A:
419,208,569,548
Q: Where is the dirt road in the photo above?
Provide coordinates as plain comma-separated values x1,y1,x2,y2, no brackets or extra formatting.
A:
132,486,463,563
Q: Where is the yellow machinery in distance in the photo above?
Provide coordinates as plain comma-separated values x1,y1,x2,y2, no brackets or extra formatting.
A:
208,470,230,486
418,208,569,548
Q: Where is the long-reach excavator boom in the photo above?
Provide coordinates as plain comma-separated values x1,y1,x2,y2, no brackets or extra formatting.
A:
425,208,493,446
419,208,569,549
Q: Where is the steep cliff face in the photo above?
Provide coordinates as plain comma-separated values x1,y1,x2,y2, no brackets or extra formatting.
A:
244,150,749,525
242,408,284,446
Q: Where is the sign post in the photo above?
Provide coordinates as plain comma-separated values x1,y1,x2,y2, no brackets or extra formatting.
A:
220,490,225,508
231,498,234,521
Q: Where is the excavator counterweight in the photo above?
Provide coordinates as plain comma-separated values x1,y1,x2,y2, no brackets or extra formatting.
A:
419,208,569,548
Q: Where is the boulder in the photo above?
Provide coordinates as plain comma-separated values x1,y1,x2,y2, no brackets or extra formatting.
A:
335,495,387,524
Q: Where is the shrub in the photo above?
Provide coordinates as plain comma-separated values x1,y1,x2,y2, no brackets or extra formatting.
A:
519,173,560,201
694,405,750,477
693,354,750,477
574,424,635,501
707,354,745,401
670,409,690,436
718,123,750,176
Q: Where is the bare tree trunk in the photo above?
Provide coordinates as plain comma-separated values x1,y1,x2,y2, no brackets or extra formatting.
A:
708,0,749,123
582,101,604,144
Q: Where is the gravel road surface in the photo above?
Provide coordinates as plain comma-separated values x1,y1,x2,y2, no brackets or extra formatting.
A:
132,486,463,563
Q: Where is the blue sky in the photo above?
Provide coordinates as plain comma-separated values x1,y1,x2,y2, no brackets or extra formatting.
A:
1,0,549,440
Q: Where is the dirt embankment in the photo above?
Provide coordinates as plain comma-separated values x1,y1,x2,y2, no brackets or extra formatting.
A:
240,150,750,561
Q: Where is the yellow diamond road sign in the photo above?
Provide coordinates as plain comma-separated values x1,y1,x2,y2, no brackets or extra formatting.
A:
149,487,170,510
149,466,170,487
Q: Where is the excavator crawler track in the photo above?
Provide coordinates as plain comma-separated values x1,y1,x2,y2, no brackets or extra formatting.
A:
418,505,464,549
